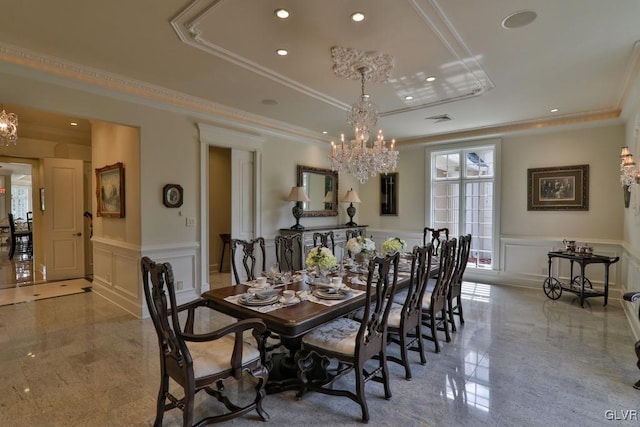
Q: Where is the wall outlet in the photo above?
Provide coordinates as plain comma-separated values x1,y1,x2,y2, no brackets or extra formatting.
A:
176,280,184,290
186,217,196,227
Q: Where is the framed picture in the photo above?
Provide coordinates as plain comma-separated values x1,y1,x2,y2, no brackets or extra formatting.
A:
527,164,589,211
380,173,398,215
162,184,183,208
96,162,125,218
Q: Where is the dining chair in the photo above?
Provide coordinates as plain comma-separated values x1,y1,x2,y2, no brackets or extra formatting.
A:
274,234,302,272
141,257,269,426
386,244,433,379
297,252,400,423
8,213,32,260
420,238,457,353
448,234,472,332
345,228,364,240
230,237,266,284
423,227,449,255
312,231,335,254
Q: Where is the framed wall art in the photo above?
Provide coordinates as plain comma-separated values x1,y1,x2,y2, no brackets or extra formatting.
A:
527,164,589,211
162,184,183,208
380,173,398,215
96,162,125,218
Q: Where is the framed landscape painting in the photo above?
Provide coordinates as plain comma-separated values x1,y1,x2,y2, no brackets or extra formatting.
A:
96,162,125,218
527,164,589,211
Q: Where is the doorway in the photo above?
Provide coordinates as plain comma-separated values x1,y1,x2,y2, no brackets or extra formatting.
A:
208,146,232,288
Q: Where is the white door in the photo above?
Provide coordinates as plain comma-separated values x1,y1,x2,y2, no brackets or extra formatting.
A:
43,158,85,281
230,149,256,283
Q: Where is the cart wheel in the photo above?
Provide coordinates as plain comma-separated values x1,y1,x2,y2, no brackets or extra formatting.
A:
543,277,562,300
571,276,593,289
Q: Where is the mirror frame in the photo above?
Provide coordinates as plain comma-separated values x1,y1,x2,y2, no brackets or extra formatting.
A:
297,165,339,217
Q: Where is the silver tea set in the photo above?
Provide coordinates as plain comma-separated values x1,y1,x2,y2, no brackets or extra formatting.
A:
562,239,593,254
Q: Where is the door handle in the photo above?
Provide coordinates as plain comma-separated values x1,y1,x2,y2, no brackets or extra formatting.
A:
74,232,82,236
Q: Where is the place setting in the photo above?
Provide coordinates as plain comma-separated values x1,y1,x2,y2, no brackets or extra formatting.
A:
308,276,364,306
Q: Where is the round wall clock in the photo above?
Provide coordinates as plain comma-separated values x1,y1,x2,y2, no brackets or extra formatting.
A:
163,184,183,208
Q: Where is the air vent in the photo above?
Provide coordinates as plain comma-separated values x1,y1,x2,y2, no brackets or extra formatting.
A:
426,114,453,123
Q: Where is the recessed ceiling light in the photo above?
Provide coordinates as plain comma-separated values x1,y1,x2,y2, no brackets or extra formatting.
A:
276,49,288,56
351,12,365,22
261,99,278,106
550,108,559,113
322,131,328,135
425,76,436,82
501,10,537,29
404,95,414,101
274,8,290,19
70,122,78,126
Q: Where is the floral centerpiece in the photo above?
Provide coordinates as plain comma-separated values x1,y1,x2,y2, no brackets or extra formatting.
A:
382,237,406,254
346,236,376,255
305,246,337,271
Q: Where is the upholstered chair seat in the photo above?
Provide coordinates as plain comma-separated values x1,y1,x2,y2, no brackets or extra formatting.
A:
188,336,262,378
301,317,361,356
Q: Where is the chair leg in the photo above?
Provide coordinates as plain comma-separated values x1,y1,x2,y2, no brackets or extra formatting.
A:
415,323,426,365
182,390,194,427
430,314,440,353
355,365,369,423
442,308,451,343
448,298,457,332
458,295,465,324
154,374,169,427
8,236,15,260
252,366,270,421
380,350,392,400
399,329,412,380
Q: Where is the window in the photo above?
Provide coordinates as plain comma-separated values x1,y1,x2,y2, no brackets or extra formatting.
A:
430,145,495,269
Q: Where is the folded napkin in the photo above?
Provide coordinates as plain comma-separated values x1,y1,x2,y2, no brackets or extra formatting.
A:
247,289,279,300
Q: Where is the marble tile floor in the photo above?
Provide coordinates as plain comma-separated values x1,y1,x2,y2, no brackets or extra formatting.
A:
0,282,638,426
0,278,92,306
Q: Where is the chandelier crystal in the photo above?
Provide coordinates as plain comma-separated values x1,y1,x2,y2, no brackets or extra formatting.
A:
328,47,398,184
0,108,18,146
620,146,640,187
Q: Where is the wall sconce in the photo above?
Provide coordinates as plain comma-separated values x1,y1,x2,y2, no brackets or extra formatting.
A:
620,146,640,208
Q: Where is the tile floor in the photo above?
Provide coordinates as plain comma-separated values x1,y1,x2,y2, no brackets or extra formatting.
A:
0,281,639,426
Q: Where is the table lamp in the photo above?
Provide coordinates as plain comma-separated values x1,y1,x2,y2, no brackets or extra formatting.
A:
341,188,361,226
287,186,310,230
323,190,334,209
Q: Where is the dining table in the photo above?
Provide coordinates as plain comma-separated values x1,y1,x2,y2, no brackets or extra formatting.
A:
201,256,438,393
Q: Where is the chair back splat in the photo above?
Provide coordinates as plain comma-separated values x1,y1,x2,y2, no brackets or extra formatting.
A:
423,227,449,255
448,234,472,331
230,237,266,284
312,231,335,254
274,234,302,272
141,257,269,426
297,252,400,422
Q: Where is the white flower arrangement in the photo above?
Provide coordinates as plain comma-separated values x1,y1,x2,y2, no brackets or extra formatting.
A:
382,237,406,254
305,246,337,270
346,236,376,255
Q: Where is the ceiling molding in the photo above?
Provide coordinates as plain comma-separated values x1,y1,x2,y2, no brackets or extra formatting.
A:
0,41,326,144
171,0,494,115
398,109,622,146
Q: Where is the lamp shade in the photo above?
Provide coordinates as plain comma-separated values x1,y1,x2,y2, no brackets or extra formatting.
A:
323,191,334,203
287,186,310,202
341,188,361,204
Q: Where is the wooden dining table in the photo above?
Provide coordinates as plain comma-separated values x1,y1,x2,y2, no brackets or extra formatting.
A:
202,263,419,393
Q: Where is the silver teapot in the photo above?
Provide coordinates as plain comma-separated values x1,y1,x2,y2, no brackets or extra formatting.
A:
562,239,576,252
576,244,593,255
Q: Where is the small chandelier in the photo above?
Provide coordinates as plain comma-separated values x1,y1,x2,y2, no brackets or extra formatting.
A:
0,107,18,146
328,47,398,183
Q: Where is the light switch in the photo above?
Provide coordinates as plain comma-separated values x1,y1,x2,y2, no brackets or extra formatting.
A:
186,217,196,227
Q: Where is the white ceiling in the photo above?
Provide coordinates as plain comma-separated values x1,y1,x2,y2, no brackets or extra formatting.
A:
0,0,639,145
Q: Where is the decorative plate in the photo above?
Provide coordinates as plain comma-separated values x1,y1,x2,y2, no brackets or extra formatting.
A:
162,184,183,208
238,294,279,306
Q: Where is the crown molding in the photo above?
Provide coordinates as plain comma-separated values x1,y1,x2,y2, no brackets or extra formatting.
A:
0,41,325,143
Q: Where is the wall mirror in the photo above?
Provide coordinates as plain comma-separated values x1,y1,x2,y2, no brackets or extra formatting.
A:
297,165,338,217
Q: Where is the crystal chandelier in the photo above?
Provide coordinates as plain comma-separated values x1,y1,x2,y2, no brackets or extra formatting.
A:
328,47,398,184
620,146,640,187
0,108,18,146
